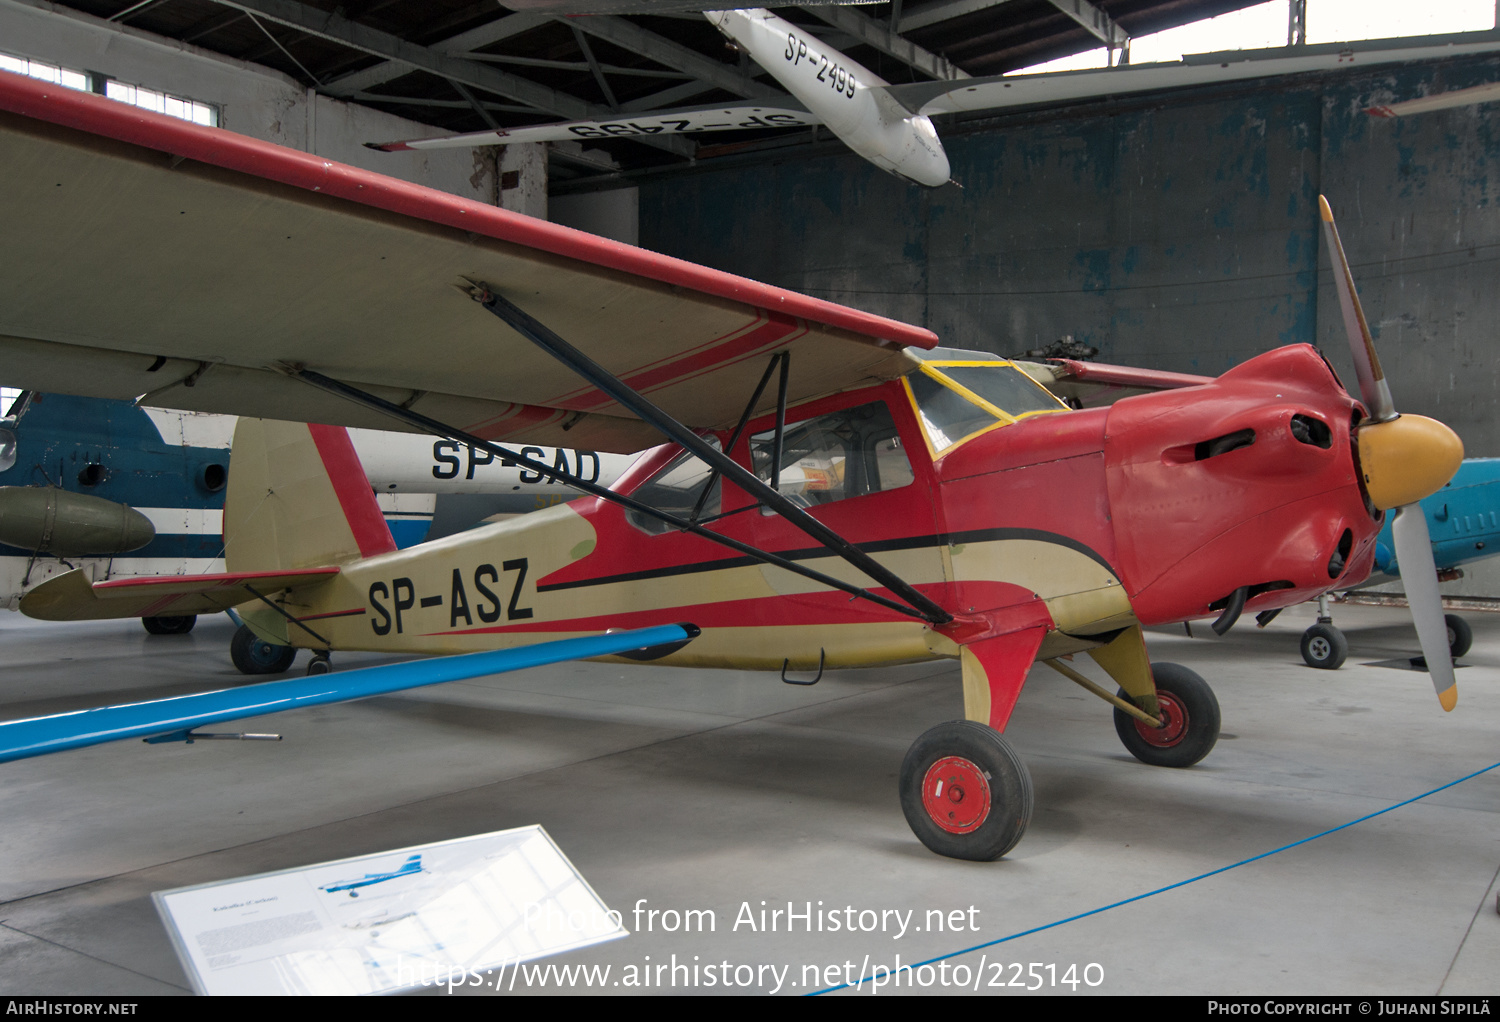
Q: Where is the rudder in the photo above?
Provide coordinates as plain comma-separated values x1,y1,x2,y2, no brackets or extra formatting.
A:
224,419,395,572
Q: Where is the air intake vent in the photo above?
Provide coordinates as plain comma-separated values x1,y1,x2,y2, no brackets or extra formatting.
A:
1195,429,1255,461
1290,415,1332,449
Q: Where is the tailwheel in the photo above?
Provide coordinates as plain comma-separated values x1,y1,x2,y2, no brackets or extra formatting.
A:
1113,663,1220,768
899,720,1033,861
230,624,297,675
142,615,196,635
1300,622,1348,670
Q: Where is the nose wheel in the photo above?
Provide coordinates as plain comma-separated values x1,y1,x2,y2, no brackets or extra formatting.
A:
1300,621,1348,670
899,720,1033,861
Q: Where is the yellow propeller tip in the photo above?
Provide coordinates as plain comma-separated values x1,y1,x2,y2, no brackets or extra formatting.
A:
1439,685,1458,712
1318,195,1334,222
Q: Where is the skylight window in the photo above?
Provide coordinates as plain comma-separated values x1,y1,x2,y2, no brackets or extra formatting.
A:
0,53,87,91
1007,0,1497,76
1,52,218,127
104,80,216,126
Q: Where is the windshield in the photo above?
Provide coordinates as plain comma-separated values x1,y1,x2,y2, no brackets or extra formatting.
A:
907,361,1066,453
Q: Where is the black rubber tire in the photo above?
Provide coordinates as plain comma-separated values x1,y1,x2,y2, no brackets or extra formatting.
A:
1113,662,1221,768
230,624,297,675
899,720,1033,861
142,615,196,635
307,656,332,676
1445,614,1473,658
1300,622,1348,670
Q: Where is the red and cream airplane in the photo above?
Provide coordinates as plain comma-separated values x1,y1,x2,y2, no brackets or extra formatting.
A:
0,70,1463,860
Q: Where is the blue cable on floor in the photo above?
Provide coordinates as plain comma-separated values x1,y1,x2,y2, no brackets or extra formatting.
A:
810,759,1500,996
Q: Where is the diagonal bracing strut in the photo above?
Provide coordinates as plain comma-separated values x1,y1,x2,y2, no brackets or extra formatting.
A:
471,285,953,625
292,370,937,622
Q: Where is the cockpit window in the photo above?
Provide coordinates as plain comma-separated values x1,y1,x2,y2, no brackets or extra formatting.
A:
750,401,912,508
907,360,1066,453
626,437,721,535
940,365,1065,417
0,428,14,474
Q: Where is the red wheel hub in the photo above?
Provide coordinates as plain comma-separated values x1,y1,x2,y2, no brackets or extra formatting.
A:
1134,691,1188,747
921,756,992,834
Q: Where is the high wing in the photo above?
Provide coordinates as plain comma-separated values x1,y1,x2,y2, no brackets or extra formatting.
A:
1367,80,1500,118
886,33,1500,119
369,100,817,152
0,72,934,456
1017,359,1214,409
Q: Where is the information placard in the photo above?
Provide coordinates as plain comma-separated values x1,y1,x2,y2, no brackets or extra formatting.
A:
154,825,626,995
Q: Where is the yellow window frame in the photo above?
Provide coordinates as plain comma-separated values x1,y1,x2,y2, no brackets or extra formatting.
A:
903,360,1067,457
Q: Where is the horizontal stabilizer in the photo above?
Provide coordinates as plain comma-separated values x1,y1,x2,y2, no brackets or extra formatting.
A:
19,567,340,621
0,624,699,763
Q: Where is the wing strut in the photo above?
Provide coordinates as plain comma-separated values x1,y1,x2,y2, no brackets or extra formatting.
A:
471,285,953,626
690,350,786,524
292,371,937,622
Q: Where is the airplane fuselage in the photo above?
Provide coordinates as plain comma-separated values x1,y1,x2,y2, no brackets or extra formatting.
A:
257,345,1379,678
705,9,951,188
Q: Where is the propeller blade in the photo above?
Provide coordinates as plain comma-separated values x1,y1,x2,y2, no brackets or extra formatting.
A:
1391,504,1457,711
1319,195,1397,422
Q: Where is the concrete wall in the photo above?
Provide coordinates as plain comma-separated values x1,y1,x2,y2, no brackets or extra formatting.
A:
551,187,640,245
639,52,1500,596
0,0,526,204
639,52,1500,461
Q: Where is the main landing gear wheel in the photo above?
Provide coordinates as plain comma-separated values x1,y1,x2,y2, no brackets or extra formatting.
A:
230,624,297,675
142,615,196,635
1114,663,1221,769
1445,614,1472,658
899,720,1033,861
1300,622,1348,670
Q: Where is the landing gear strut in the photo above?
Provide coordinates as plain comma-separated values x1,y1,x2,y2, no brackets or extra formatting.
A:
899,720,1033,861
1300,595,1471,668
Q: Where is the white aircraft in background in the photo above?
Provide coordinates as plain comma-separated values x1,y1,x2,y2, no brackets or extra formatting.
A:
369,8,1500,187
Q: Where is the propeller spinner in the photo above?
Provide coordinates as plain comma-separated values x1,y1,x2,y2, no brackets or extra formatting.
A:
1318,195,1465,709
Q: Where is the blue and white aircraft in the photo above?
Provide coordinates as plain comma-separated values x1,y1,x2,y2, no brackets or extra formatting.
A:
319,854,425,897
1293,458,1500,668
0,391,628,632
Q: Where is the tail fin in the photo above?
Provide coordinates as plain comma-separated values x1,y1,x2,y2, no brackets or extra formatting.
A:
224,419,395,572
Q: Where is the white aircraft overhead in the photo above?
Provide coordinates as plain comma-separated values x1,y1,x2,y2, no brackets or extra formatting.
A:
369,13,1500,188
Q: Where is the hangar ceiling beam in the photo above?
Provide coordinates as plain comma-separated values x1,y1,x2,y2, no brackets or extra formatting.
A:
803,4,970,80
316,10,546,96
322,12,550,97
1046,0,1128,51
561,15,783,100
206,1,693,156
897,0,1020,34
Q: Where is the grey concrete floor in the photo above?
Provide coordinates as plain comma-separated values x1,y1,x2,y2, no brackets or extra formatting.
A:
0,603,1496,997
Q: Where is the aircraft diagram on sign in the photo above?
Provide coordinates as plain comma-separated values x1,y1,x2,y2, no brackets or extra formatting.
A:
0,391,627,634
369,9,1500,187
0,71,1467,860
319,854,426,897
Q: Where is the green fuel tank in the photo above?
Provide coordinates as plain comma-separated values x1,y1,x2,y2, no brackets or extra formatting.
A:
0,486,155,556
